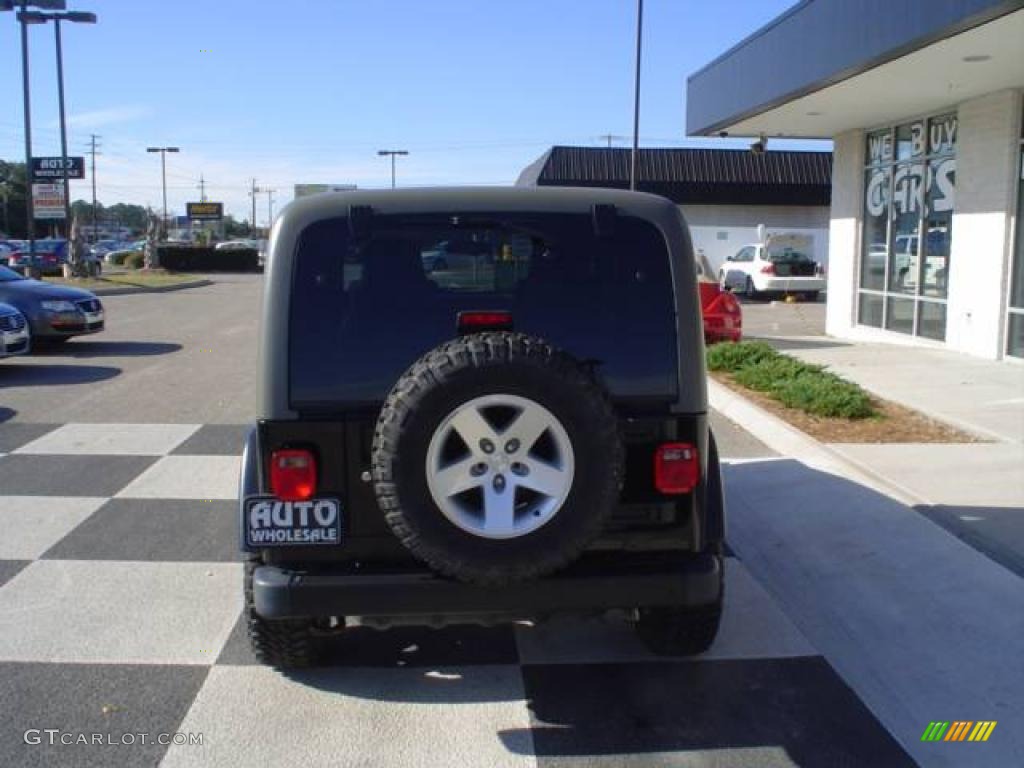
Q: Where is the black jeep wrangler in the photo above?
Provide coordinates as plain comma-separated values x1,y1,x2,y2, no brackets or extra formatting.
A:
241,187,724,667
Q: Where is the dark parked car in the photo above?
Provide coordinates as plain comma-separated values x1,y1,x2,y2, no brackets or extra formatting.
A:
0,302,30,358
0,265,104,345
241,187,724,667
6,239,69,276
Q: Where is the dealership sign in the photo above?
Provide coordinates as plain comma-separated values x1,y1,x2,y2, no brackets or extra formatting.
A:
31,156,85,181
865,115,956,218
186,202,224,221
32,183,66,220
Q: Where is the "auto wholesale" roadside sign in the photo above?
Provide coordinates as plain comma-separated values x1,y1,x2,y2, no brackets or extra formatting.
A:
31,156,85,181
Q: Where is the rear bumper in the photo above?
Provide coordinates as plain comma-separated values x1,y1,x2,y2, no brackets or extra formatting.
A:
756,276,825,292
252,552,722,620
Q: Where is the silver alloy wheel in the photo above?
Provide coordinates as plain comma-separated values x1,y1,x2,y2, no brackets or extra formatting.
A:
425,393,575,540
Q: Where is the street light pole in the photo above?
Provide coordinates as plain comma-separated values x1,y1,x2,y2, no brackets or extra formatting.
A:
54,17,71,234
146,146,179,236
377,150,409,188
626,0,643,191
18,4,36,270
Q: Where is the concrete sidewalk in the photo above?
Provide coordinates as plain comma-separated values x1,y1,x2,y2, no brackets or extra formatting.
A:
732,310,1024,575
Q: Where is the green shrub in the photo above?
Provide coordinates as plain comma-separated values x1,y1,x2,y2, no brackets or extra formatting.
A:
706,340,777,372
711,341,878,420
732,355,823,393
108,250,129,265
774,374,876,419
124,251,145,269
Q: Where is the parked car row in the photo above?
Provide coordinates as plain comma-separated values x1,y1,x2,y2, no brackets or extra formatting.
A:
0,265,104,359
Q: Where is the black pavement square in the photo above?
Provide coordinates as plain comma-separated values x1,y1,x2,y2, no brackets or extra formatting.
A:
217,613,519,668
0,423,60,453
519,657,916,767
172,425,249,456
0,455,156,497
0,560,30,588
0,661,208,768
42,499,240,562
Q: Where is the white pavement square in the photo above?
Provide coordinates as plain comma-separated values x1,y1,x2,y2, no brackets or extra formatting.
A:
15,423,200,456
0,560,241,664
162,665,535,768
116,455,241,500
0,496,106,559
514,558,816,665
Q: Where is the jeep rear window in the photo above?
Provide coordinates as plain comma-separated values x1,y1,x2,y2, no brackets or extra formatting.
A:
289,212,678,409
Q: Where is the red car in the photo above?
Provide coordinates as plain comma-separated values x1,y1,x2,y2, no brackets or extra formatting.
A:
696,250,742,344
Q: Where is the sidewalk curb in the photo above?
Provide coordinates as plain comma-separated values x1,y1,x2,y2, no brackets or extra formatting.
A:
708,377,929,507
81,279,214,297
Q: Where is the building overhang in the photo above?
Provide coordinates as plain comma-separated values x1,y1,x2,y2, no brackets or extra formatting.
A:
686,0,1024,139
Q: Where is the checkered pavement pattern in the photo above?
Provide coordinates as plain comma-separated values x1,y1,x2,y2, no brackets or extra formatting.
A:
0,423,916,767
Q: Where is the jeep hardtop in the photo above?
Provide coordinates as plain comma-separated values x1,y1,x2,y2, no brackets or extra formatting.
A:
241,186,724,666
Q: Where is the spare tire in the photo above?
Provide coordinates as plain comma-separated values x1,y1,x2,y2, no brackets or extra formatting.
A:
372,332,623,586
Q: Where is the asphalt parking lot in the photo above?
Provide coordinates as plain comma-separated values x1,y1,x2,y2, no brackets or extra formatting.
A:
1,276,1018,767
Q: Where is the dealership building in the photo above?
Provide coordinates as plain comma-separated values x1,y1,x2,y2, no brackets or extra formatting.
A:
517,145,833,274
687,0,1024,360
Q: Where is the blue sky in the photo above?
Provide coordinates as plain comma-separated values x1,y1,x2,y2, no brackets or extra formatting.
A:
0,0,824,223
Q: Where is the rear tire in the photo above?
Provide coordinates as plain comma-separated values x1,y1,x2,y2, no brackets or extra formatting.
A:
744,276,757,299
636,587,723,656
636,430,724,656
244,559,325,668
803,291,820,302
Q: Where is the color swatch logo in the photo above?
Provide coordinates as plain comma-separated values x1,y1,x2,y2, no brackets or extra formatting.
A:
921,721,996,742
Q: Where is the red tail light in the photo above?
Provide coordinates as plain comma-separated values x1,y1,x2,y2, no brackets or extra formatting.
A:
270,449,317,501
760,264,775,275
457,310,513,333
654,443,699,495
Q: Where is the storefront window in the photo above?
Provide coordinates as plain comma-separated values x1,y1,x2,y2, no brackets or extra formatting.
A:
859,113,956,339
1007,104,1024,359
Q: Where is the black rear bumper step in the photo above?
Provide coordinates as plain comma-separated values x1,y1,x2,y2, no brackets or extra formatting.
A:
252,553,721,620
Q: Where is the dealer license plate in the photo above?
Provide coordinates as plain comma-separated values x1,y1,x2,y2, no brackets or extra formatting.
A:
244,496,342,547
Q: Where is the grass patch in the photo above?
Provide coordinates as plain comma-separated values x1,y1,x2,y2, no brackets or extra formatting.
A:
124,252,145,269
706,340,777,372
708,340,877,420
44,271,201,291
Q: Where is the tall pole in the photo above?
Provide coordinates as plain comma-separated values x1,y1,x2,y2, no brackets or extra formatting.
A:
88,134,100,239
19,4,36,268
250,178,257,232
159,152,167,230
54,18,72,237
198,174,206,202
377,150,409,189
630,0,643,191
266,189,275,226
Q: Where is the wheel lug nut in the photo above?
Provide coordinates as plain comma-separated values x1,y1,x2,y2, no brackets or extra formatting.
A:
470,463,488,477
480,439,495,454
504,438,520,454
493,474,506,491
511,462,528,476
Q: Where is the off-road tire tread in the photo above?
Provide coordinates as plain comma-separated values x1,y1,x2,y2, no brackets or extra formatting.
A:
372,332,623,586
244,558,323,668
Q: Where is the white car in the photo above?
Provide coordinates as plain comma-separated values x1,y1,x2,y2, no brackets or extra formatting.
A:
719,237,825,300
215,239,259,251
0,302,30,358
